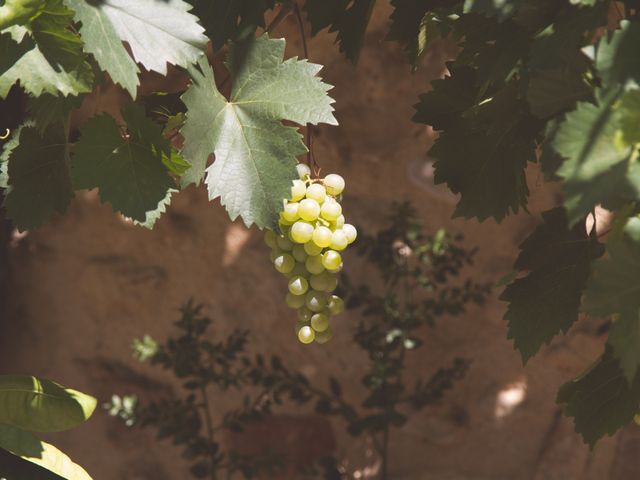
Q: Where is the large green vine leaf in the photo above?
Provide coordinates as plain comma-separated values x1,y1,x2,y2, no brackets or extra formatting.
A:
0,424,93,480
0,375,96,432
63,0,207,98
1,123,74,232
0,0,94,99
72,104,175,222
500,208,604,363
180,34,337,229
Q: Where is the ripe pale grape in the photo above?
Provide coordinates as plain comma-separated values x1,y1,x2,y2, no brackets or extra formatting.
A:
274,253,295,274
321,200,342,221
292,244,308,263
297,325,315,344
291,180,306,201
304,241,323,256
311,312,329,332
277,235,294,251
328,295,344,315
343,224,357,244
305,290,327,312
305,255,325,275
287,292,306,309
269,247,282,262
288,276,309,296
296,163,311,179
321,250,342,271
291,221,314,243
298,198,320,221
306,183,327,203
330,230,348,251
312,225,332,248
324,174,345,195
265,230,277,248
297,307,313,322
282,202,300,222
314,328,333,344
334,214,345,229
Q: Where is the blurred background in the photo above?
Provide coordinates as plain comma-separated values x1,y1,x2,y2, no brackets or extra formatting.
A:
1,3,637,479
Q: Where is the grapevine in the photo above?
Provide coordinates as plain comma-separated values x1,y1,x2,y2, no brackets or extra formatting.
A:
265,164,356,344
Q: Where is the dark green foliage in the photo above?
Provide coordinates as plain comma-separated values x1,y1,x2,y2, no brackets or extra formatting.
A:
109,204,487,478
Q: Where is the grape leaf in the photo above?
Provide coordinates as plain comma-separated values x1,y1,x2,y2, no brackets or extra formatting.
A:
71,104,175,222
552,89,640,226
0,0,44,30
304,0,376,64
463,0,526,20
63,0,207,97
428,85,541,221
2,123,74,232
500,208,604,363
596,20,640,87
27,94,83,133
387,0,454,68
526,67,592,118
0,1,94,99
582,217,640,383
180,34,337,229
557,348,640,447
413,66,477,131
188,0,276,51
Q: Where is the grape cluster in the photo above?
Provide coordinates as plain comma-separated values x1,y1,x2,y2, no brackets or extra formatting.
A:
265,164,357,345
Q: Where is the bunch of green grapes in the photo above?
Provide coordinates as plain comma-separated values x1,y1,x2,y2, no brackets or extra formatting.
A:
265,164,357,345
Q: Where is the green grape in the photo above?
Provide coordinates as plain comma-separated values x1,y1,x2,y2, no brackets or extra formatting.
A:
321,250,342,271
291,221,314,243
279,213,293,226
298,198,320,221
305,290,327,312
288,276,309,296
310,312,330,332
334,214,345,229
330,230,349,251
296,163,311,179
324,174,345,196
328,295,344,315
314,327,333,344
343,224,357,244
282,202,300,223
286,262,308,279
276,235,294,251
320,199,342,221
312,225,332,248
297,307,313,322
274,253,295,274
286,292,306,309
291,180,306,201
269,247,283,262
305,255,325,275
297,325,315,344
295,320,309,335
309,271,337,292
306,183,327,203
304,241,323,256
292,244,308,263
264,230,277,248
322,271,338,292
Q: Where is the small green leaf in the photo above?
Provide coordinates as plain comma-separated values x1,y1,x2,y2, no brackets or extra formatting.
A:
500,208,604,363
596,20,640,87
0,424,93,480
180,35,337,228
0,375,96,432
0,1,94,99
72,104,175,222
2,123,74,231
304,0,376,64
557,349,640,447
526,68,592,118
553,89,640,226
